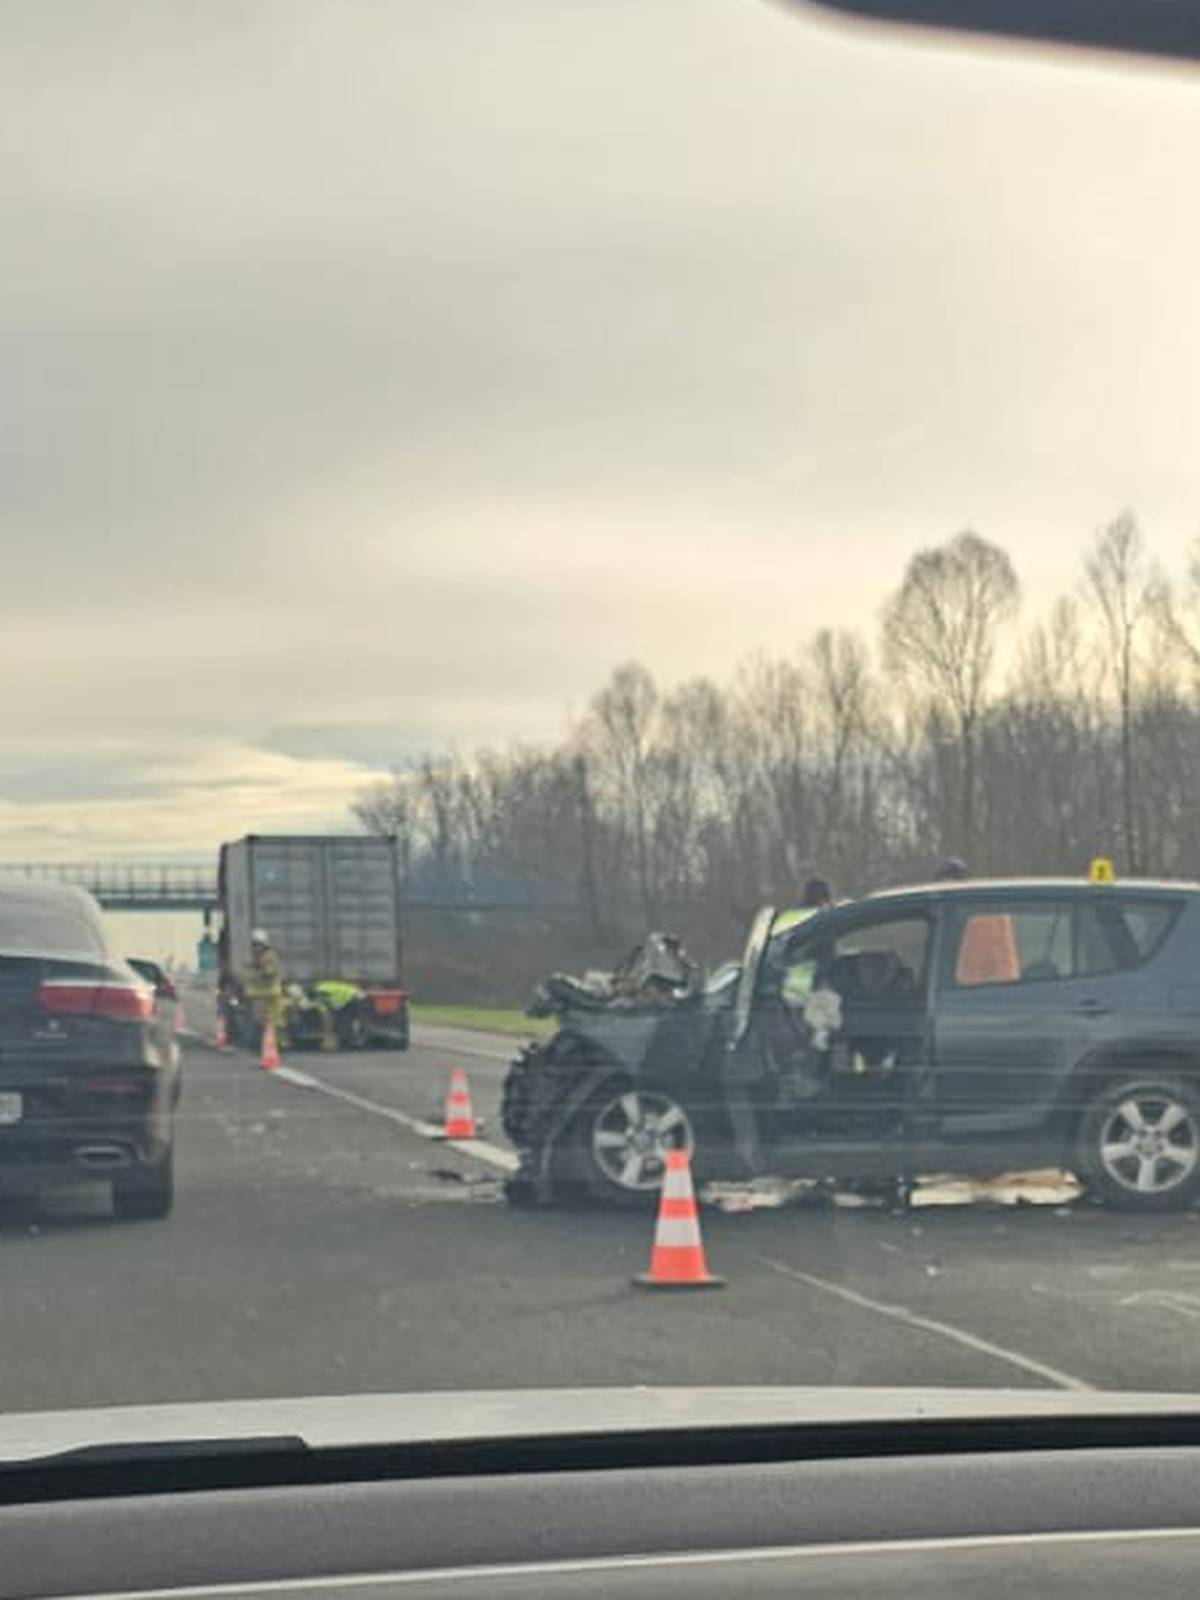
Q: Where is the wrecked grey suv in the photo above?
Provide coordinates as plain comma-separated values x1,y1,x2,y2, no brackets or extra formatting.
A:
502,878,1200,1212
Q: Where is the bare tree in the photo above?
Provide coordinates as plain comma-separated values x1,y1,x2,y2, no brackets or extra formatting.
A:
808,628,876,888
353,777,408,838
734,653,811,899
1083,511,1158,871
572,753,605,941
882,531,1020,863
1155,535,1200,682
344,522,1200,1003
1013,598,1094,708
584,662,661,920
353,765,422,882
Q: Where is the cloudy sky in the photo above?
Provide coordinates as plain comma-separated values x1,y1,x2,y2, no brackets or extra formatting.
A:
5,0,1200,859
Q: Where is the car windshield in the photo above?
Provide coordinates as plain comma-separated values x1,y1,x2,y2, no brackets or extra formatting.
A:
7,0,1200,1432
0,893,107,961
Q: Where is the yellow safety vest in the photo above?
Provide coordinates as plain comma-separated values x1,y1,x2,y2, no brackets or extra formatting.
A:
312,979,362,1011
773,906,820,936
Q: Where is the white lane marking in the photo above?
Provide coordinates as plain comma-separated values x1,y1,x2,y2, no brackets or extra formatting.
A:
272,1066,519,1173
1119,1290,1200,1322
55,1526,1200,1599
410,1026,517,1064
757,1255,1092,1393
186,1026,517,1066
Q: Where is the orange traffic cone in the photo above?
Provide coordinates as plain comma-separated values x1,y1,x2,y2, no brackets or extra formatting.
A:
634,1149,724,1290
214,1011,231,1051
441,1067,476,1138
956,912,1020,986
260,1020,281,1072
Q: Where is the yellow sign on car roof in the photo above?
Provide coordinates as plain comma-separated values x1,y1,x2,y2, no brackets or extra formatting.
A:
1088,856,1116,883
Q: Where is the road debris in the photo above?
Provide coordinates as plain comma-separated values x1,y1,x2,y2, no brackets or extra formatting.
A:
702,1178,819,1213
912,1169,1082,1207
703,1168,1082,1213
427,1165,496,1188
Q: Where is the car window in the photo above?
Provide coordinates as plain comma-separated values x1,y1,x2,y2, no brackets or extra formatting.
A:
1076,897,1180,976
840,917,930,978
952,903,1072,987
951,897,1178,988
1074,902,1125,977
0,893,107,959
1114,898,1179,960
779,914,930,1006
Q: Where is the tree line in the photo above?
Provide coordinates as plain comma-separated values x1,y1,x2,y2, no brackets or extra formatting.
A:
356,513,1200,973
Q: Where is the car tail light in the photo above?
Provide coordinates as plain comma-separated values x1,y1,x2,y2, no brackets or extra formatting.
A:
38,981,155,1023
367,989,406,1014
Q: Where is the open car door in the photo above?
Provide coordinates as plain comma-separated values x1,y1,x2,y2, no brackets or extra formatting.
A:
730,906,778,1050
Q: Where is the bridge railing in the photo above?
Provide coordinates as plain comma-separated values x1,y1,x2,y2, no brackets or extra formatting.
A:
0,862,219,909
0,862,582,914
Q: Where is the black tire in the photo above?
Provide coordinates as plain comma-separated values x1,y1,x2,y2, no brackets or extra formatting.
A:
502,1174,543,1209
336,1004,369,1051
1076,1073,1200,1212
501,1042,545,1147
368,1013,409,1050
576,1082,696,1208
112,1147,175,1222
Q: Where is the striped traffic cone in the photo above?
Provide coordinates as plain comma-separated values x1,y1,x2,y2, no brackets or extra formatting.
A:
260,1020,281,1072
214,1011,231,1051
441,1067,476,1139
634,1149,725,1290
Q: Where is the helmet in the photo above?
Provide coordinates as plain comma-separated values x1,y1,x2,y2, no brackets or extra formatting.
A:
801,876,832,907
251,927,271,946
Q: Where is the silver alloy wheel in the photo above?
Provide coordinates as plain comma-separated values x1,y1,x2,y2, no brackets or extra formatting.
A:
590,1089,694,1193
1099,1092,1199,1196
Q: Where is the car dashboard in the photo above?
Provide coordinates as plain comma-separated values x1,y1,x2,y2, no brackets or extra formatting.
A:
5,1411,1200,1598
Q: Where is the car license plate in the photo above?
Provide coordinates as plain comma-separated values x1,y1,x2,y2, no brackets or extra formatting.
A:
0,1093,22,1125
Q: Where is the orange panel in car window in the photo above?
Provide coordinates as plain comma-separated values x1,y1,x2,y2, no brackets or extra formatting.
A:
956,913,1020,986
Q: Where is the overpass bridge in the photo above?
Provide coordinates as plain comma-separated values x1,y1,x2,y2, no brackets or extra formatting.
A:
0,862,219,912
0,862,580,915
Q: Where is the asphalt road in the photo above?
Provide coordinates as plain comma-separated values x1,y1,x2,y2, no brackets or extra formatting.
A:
6,1023,1200,1415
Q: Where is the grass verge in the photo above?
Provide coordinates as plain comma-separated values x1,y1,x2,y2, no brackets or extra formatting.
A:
410,1004,554,1040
